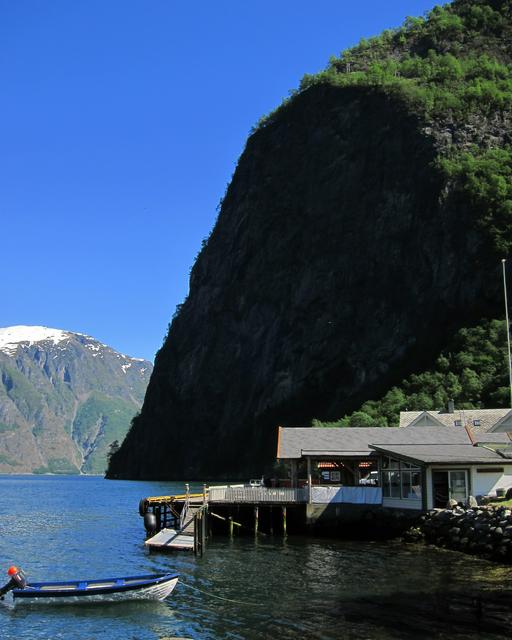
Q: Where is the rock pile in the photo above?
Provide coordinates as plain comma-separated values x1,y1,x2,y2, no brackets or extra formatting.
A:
405,504,512,563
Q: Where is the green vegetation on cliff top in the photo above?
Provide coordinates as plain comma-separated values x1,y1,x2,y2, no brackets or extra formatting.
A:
259,0,512,256
261,1,512,124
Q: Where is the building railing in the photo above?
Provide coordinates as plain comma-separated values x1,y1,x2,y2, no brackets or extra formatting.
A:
207,485,382,505
311,486,382,504
208,486,308,504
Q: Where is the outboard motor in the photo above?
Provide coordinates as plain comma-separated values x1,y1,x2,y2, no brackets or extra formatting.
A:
0,566,26,599
144,511,157,536
8,566,26,589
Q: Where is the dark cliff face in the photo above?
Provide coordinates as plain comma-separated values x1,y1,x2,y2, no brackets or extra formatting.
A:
108,83,501,480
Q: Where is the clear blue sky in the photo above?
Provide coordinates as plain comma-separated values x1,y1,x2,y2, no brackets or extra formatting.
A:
1,0,439,361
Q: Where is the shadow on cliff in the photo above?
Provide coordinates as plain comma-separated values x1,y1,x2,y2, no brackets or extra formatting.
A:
108,83,502,481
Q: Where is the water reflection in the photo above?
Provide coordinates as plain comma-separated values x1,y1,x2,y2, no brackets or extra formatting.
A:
1,476,512,640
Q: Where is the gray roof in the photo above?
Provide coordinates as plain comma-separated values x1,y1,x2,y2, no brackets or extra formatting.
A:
277,427,385,459
370,443,508,465
472,432,512,444
399,408,511,432
278,425,472,459
277,425,512,465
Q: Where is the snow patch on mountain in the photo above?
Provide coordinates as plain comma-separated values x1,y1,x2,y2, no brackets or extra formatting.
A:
0,325,70,355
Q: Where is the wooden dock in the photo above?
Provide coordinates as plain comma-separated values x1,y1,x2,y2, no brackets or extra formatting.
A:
142,488,208,554
145,528,194,551
139,484,299,544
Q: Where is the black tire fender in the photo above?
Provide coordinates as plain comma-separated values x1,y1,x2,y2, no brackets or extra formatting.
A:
139,498,149,517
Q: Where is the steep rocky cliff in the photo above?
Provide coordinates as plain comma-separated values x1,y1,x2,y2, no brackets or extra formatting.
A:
108,0,512,480
0,326,152,474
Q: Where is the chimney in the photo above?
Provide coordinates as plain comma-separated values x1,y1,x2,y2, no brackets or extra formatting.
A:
447,399,455,414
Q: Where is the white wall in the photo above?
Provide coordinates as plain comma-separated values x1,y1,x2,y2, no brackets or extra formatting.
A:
471,465,512,497
425,465,512,509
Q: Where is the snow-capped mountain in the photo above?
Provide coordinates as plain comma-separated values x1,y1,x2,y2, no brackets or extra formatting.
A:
0,325,153,474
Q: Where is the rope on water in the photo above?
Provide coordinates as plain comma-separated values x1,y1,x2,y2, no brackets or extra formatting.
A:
179,580,265,607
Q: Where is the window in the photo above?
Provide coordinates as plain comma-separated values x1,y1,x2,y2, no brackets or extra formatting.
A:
382,456,399,470
382,457,422,500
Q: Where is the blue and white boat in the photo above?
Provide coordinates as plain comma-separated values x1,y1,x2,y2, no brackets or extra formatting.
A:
11,572,179,605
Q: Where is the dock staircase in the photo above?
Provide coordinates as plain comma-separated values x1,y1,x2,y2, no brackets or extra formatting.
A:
179,503,201,536
145,495,207,553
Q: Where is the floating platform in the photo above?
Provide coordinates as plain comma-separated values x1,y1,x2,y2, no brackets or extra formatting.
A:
145,528,194,551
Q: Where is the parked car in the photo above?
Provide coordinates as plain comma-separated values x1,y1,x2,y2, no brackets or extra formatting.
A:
247,478,264,488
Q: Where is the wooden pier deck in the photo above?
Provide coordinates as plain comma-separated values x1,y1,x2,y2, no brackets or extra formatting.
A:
145,528,194,551
143,491,208,554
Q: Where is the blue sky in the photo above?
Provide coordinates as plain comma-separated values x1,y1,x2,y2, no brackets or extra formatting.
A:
1,0,438,361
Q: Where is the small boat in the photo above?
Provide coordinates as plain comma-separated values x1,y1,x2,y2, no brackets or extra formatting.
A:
11,572,179,605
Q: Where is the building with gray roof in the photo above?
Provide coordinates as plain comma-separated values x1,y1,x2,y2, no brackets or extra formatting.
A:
277,421,512,512
399,408,512,432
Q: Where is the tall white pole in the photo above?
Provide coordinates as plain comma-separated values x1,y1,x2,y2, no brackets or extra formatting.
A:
502,259,512,407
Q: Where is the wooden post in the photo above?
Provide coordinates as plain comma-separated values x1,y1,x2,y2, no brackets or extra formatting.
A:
269,506,274,535
291,459,297,487
254,506,259,535
282,506,287,537
421,466,428,511
197,512,203,557
201,508,207,554
193,513,198,556
229,515,234,538
203,484,207,505
185,483,190,499
307,457,312,504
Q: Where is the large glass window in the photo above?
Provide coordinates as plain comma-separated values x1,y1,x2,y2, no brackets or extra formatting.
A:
382,457,422,500
390,471,401,498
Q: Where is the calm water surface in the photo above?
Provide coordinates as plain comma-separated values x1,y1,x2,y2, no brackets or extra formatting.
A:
1,475,511,640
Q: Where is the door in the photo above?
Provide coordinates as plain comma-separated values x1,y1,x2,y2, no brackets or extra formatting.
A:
432,470,468,507
449,470,468,503
432,471,449,507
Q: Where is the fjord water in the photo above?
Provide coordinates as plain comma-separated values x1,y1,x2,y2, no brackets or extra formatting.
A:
1,476,511,640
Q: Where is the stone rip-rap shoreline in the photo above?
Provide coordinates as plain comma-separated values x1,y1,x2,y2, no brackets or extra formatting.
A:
404,504,512,562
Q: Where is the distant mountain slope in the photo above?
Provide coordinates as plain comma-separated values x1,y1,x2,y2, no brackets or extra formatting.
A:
0,326,152,474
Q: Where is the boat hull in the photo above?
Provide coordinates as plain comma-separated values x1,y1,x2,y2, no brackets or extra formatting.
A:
12,573,178,605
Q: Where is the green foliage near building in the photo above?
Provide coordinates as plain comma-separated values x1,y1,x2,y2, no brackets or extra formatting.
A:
313,319,510,428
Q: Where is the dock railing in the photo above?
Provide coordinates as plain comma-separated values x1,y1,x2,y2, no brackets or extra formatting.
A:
310,486,382,504
208,486,307,504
